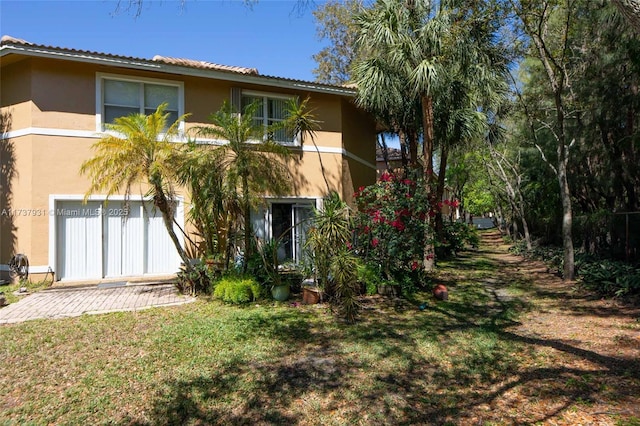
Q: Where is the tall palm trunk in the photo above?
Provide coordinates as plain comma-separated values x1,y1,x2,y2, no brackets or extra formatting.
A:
242,173,251,272
421,94,436,271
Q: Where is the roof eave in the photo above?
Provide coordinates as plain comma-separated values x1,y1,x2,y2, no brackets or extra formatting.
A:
0,44,357,97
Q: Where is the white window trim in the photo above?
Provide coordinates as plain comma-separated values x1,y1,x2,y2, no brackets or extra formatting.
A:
95,72,185,134
241,90,299,146
257,197,320,263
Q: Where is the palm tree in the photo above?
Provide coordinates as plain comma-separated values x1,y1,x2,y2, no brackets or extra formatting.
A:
80,103,192,268
175,140,240,264
612,0,640,32
432,3,510,238
284,96,331,192
353,0,450,270
195,100,292,268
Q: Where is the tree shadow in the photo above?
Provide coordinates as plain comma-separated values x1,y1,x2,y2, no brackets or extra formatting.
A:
118,242,639,424
1,109,17,280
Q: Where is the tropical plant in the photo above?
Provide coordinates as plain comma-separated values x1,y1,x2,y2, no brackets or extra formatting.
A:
353,0,504,271
284,96,331,192
330,248,360,322
175,261,219,296
305,192,352,299
195,100,292,269
80,103,191,269
176,139,241,265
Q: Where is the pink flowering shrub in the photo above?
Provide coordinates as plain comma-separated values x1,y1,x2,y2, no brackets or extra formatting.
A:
354,171,433,293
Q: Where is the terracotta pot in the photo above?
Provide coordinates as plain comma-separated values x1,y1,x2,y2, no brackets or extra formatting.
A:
302,286,322,304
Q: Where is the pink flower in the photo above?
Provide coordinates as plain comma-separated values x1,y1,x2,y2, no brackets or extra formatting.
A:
380,172,393,182
411,261,419,271
346,241,353,250
391,219,405,231
363,225,371,234
403,178,413,185
372,238,379,248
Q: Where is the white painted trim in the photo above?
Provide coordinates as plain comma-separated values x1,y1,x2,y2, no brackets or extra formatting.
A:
4,127,101,139
95,72,185,133
0,264,52,274
4,127,377,169
242,89,293,100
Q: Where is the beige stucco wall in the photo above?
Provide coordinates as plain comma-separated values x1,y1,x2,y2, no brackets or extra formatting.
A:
0,53,376,281
341,99,377,206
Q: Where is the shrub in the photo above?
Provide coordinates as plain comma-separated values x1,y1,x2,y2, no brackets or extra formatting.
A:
213,275,263,304
175,261,218,295
578,259,640,297
357,262,384,295
331,249,360,322
353,171,431,292
436,221,479,258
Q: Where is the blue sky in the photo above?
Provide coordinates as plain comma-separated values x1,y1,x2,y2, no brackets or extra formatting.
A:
0,0,326,81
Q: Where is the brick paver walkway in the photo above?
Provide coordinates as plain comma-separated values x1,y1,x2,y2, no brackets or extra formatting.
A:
0,284,195,324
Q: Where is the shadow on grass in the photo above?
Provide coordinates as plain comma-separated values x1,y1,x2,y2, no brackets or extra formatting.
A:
122,237,640,425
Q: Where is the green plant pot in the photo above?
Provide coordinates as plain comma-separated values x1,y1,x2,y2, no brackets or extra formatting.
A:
271,284,290,301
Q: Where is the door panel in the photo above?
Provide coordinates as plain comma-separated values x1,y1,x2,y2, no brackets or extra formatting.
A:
57,200,180,280
57,201,102,280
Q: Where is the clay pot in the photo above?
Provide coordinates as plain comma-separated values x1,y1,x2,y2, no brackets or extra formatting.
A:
433,284,448,301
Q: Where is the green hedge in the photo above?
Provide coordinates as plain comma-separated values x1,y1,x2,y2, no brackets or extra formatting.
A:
213,276,263,304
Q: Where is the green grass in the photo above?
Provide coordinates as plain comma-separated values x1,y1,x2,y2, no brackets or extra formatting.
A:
0,291,524,424
0,278,51,305
0,238,638,425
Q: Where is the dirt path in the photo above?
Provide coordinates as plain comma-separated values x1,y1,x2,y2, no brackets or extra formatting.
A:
473,230,640,425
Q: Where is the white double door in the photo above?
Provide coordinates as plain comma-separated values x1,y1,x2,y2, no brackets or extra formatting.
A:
56,200,180,280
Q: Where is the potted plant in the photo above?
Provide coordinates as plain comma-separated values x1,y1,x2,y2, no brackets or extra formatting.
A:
257,239,290,301
279,261,304,294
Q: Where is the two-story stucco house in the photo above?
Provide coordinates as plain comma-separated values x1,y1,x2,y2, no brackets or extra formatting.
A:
0,36,376,284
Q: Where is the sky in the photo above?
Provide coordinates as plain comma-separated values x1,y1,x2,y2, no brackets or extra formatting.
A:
0,0,327,81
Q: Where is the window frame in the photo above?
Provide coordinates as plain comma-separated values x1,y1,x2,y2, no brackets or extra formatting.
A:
96,73,185,133
268,199,316,263
240,90,298,146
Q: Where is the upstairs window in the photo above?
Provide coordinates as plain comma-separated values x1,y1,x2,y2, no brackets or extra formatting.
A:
240,92,294,144
98,74,182,130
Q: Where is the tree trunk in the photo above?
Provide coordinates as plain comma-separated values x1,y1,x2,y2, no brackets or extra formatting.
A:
242,173,251,272
558,153,575,280
435,143,449,240
153,184,191,270
421,94,436,271
408,128,419,169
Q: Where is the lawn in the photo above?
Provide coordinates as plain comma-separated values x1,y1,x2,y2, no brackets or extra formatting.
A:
1,231,639,425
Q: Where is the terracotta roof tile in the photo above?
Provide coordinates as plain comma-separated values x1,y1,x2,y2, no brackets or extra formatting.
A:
151,55,258,75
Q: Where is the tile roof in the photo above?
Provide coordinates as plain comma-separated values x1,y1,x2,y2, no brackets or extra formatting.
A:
0,35,355,94
151,55,259,76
